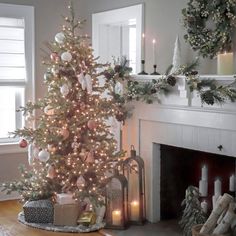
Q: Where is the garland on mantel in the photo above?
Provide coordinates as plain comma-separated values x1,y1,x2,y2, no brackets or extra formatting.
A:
104,57,236,122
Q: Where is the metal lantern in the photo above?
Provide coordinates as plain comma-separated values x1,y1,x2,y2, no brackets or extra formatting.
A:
123,145,146,224
105,170,128,229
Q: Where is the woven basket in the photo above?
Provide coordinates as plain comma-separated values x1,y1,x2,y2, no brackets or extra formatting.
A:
192,224,231,236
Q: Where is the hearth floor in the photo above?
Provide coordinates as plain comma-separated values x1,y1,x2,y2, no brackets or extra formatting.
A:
103,220,182,236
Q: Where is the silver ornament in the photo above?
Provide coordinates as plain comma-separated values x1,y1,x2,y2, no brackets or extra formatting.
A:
61,51,72,62
55,32,65,44
60,84,70,96
38,150,50,162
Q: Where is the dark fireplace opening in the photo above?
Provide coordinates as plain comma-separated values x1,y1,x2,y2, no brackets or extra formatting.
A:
160,144,236,220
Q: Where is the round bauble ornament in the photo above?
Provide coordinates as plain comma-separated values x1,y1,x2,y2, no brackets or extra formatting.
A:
76,175,85,188
38,150,50,162
47,165,56,179
50,52,60,62
55,32,65,44
28,144,34,166
51,67,59,76
87,119,98,130
60,84,70,96
60,128,70,140
19,139,27,148
47,144,57,153
44,105,55,116
44,71,52,81
61,51,72,62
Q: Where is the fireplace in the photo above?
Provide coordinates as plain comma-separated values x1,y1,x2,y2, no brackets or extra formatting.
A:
122,76,236,223
160,144,236,220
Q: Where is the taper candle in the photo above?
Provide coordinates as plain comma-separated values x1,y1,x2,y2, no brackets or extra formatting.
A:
142,33,145,60
152,39,156,65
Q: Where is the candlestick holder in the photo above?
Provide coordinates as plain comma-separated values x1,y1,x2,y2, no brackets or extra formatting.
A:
150,65,160,75
138,60,148,75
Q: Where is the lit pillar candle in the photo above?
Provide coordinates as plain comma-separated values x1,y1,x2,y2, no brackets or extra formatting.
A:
201,165,208,181
152,38,156,65
214,178,222,197
130,201,139,221
199,179,208,197
217,52,234,75
142,33,145,60
201,200,208,214
112,210,121,226
229,174,235,192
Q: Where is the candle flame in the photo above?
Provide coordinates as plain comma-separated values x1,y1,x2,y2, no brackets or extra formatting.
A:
142,33,145,38
114,210,121,215
152,39,156,44
131,201,139,206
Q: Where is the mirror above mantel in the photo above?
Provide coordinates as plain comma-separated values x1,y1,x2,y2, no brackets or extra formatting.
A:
92,4,143,74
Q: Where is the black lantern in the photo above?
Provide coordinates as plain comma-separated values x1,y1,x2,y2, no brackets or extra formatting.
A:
123,145,146,224
105,170,128,229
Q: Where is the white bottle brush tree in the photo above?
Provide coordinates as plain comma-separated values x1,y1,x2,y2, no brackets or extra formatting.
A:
1,1,125,207
179,186,207,236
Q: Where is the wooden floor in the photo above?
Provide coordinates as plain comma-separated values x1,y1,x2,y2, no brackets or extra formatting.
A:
0,200,107,236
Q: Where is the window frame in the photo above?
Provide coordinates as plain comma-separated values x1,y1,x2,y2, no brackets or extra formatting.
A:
0,3,35,153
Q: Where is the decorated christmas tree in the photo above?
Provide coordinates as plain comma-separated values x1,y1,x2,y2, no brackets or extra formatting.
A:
2,2,124,210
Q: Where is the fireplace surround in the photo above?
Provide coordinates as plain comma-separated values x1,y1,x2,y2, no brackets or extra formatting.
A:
121,75,236,223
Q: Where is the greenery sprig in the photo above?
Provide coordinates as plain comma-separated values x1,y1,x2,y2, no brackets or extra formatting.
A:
105,58,236,122
179,186,207,236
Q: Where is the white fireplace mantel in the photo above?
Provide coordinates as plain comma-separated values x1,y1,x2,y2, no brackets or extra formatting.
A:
122,74,236,223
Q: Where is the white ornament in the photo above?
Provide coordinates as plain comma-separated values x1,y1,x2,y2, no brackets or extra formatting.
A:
28,144,34,166
170,35,181,74
61,51,72,62
85,74,92,94
77,73,87,90
55,32,65,44
51,67,59,75
60,84,70,96
33,146,39,159
44,105,54,116
38,150,50,162
77,175,85,188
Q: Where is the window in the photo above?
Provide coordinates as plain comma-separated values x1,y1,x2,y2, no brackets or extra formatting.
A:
0,4,34,145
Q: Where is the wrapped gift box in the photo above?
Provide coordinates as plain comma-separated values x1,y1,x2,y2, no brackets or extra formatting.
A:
77,211,96,226
23,199,54,223
54,203,81,226
56,193,76,205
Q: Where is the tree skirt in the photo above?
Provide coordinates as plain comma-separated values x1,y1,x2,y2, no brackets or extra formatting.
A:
18,212,105,233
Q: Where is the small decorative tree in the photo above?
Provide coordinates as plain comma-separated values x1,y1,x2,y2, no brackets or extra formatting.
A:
179,186,207,236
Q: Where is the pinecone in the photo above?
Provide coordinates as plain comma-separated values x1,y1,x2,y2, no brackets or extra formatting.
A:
114,65,122,73
200,91,214,105
151,88,157,94
191,70,198,75
104,71,114,80
167,76,177,86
